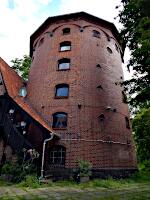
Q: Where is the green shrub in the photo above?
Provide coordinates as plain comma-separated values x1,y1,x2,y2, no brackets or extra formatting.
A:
1,152,38,183
140,160,150,172
18,175,40,188
76,159,92,177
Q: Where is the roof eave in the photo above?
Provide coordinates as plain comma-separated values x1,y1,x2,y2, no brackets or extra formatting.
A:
29,12,121,57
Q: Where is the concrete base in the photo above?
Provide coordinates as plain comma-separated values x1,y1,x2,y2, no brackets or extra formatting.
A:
45,168,138,180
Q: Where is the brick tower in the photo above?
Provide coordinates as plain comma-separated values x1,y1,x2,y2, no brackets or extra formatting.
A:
27,12,137,178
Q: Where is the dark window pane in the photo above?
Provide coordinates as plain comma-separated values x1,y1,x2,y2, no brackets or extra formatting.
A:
49,145,66,165
93,30,100,38
59,63,70,69
56,86,68,97
60,45,71,51
53,113,67,128
63,28,70,35
60,41,71,51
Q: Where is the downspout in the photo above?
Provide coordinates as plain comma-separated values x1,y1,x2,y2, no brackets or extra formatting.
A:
39,132,54,180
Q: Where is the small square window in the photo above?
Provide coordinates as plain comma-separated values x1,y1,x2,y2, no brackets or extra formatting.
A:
93,30,100,38
60,41,71,51
58,58,70,70
62,28,70,35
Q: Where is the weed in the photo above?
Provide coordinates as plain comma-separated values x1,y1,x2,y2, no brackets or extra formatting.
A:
17,175,41,188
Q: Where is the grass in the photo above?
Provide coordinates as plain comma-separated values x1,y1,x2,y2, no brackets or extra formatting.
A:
40,171,150,189
0,170,149,189
0,163,150,199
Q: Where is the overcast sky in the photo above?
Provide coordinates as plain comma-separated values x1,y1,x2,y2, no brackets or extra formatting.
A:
0,0,130,78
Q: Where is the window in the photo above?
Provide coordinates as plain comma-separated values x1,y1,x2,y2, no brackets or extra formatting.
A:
96,64,101,68
80,27,84,32
60,41,71,51
97,85,103,90
58,58,70,70
107,47,112,54
62,28,70,35
125,117,130,129
49,145,66,165
55,84,69,98
19,86,27,97
93,30,100,38
99,114,105,121
52,112,67,129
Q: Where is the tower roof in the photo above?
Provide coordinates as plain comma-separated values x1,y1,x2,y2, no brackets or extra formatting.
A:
30,11,120,57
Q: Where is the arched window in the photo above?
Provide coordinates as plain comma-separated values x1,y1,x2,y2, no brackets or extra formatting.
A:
93,30,100,38
125,117,130,129
60,41,71,51
58,58,70,70
49,145,66,165
62,28,70,35
52,112,67,129
55,84,69,98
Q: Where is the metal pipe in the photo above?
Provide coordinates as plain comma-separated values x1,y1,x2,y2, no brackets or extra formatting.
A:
40,133,54,180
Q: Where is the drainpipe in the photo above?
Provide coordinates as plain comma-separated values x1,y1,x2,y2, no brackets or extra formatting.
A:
39,132,54,180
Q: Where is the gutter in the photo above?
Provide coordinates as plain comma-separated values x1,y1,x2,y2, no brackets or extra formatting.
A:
39,132,54,180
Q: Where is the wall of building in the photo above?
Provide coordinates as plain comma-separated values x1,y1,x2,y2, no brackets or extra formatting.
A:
27,18,137,171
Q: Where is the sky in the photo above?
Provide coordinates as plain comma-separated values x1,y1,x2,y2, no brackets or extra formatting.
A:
0,0,130,78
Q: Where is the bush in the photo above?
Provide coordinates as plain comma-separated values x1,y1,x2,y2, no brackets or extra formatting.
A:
140,160,150,172
18,175,40,188
76,159,92,177
1,152,38,183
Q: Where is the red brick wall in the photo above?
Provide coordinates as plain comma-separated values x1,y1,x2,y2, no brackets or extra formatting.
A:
27,18,137,169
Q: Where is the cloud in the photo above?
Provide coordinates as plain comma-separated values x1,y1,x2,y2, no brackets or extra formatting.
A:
0,0,54,64
0,0,128,77
59,0,121,24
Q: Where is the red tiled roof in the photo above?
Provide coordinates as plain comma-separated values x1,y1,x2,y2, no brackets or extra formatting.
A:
0,57,59,137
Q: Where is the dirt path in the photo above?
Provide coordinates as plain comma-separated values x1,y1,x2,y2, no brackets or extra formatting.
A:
0,183,150,199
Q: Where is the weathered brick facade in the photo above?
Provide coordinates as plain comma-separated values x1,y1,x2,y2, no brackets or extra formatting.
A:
27,12,137,176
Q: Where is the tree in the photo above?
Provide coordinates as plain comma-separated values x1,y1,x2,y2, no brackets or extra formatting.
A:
11,55,31,81
132,108,150,162
117,0,150,108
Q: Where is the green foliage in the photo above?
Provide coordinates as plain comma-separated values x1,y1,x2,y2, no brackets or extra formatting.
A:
117,0,150,108
17,175,40,188
76,159,92,177
1,153,38,183
139,160,150,172
132,108,150,161
11,55,31,81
